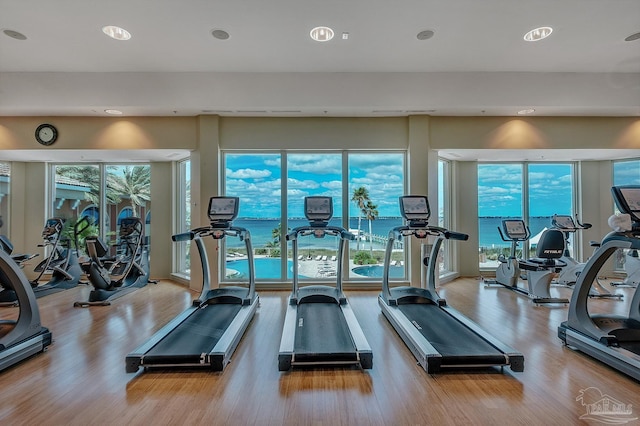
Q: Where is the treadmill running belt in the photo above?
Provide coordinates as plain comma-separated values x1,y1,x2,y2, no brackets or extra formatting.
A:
619,342,640,354
399,304,504,358
294,302,357,361
144,304,242,358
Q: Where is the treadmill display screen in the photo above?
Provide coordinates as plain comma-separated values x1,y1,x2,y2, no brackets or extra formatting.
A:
399,196,430,221
503,220,527,239
613,186,640,222
553,215,575,229
621,188,640,213
305,196,333,221
208,197,239,222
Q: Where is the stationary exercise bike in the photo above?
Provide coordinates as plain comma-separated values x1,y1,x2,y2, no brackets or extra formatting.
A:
30,217,83,297
74,217,154,307
552,214,622,299
484,219,569,304
484,219,529,289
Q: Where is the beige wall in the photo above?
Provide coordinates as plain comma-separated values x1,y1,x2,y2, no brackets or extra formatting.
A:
0,117,197,151
430,117,640,151
1,115,639,285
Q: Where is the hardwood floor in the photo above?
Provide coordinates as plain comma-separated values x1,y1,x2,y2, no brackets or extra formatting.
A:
1,278,639,425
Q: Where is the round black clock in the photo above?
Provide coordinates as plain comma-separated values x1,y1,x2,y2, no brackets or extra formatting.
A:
35,124,58,146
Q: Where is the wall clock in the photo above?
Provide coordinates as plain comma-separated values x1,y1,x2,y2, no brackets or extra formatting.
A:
35,124,58,146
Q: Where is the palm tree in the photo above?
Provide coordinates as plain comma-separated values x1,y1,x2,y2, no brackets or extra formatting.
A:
55,165,121,206
272,222,282,244
351,187,370,250
363,200,379,255
108,166,151,217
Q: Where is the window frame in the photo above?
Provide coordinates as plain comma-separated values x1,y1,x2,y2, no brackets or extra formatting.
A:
221,149,407,285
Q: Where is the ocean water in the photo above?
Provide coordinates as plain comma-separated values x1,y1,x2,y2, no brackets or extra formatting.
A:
228,216,555,250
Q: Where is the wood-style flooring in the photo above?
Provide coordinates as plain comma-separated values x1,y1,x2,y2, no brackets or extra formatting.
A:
1,278,639,425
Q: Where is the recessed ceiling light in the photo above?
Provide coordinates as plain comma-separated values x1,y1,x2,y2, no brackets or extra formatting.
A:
625,31,640,42
310,26,334,42
104,109,123,115
524,27,553,41
102,25,131,41
2,29,27,40
211,29,230,40
524,27,553,42
416,30,435,40
517,109,536,115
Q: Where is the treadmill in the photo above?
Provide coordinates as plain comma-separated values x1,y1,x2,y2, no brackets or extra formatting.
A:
558,185,640,381
0,248,52,371
378,195,524,373
126,196,258,373
278,196,372,371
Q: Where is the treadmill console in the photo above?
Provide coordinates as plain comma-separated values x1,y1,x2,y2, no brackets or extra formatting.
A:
552,215,575,230
208,196,239,227
502,219,528,240
304,196,333,226
612,186,640,223
399,195,430,227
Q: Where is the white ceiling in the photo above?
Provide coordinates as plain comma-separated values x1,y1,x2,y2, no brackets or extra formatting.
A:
0,0,639,162
0,0,638,118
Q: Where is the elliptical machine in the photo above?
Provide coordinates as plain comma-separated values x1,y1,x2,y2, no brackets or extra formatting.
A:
30,217,83,298
484,219,569,304
74,217,154,307
0,215,39,306
552,214,622,299
0,248,52,371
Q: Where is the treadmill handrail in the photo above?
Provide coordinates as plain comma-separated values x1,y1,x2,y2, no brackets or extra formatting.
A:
287,225,355,301
381,225,468,302
173,224,256,303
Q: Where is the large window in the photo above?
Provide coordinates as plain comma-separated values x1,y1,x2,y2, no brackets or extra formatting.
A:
438,159,452,273
174,159,191,276
478,164,523,267
613,159,640,186
223,151,405,282
478,163,574,268
52,164,151,257
224,153,282,281
612,159,640,270
0,162,9,236
527,163,574,253
348,154,404,279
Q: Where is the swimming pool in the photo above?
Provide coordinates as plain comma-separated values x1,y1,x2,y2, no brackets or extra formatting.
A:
226,257,299,280
351,264,405,278
226,258,404,280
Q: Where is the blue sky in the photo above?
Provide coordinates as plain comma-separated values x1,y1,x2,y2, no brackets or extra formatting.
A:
225,156,640,219
478,163,574,217
225,153,404,218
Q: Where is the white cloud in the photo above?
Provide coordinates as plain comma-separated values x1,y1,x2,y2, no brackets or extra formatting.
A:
226,168,272,179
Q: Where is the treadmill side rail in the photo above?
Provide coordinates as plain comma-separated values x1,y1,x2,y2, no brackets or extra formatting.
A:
379,296,442,372
561,326,640,382
340,302,373,369
209,298,259,370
